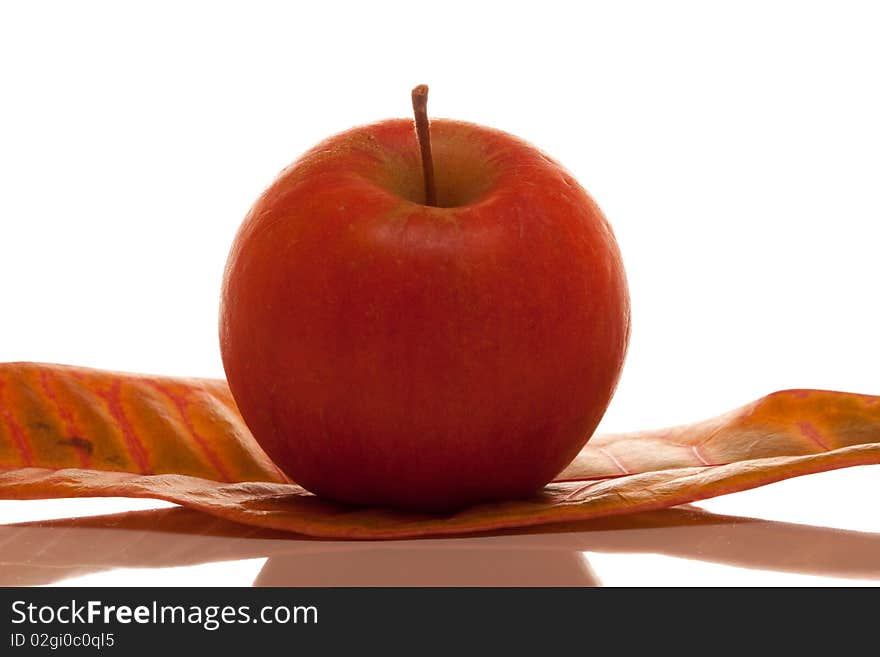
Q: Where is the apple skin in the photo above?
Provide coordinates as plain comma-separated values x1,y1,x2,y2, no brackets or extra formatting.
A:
220,118,630,511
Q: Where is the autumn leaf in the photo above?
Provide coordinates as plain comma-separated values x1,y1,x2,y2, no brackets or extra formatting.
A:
0,362,878,539
0,362,285,482
559,388,880,479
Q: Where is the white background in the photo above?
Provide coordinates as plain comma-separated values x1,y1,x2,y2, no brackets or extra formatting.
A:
0,1,878,586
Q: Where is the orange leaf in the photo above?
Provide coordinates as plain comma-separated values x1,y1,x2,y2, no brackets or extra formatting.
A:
0,362,285,483
559,389,880,479
0,362,878,539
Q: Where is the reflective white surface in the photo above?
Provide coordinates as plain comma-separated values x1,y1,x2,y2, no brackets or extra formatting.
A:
1,465,877,587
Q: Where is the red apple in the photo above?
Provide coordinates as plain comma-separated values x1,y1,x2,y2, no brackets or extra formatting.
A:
220,88,630,511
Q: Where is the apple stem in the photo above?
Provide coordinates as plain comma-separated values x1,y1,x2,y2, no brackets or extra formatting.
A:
411,84,438,207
